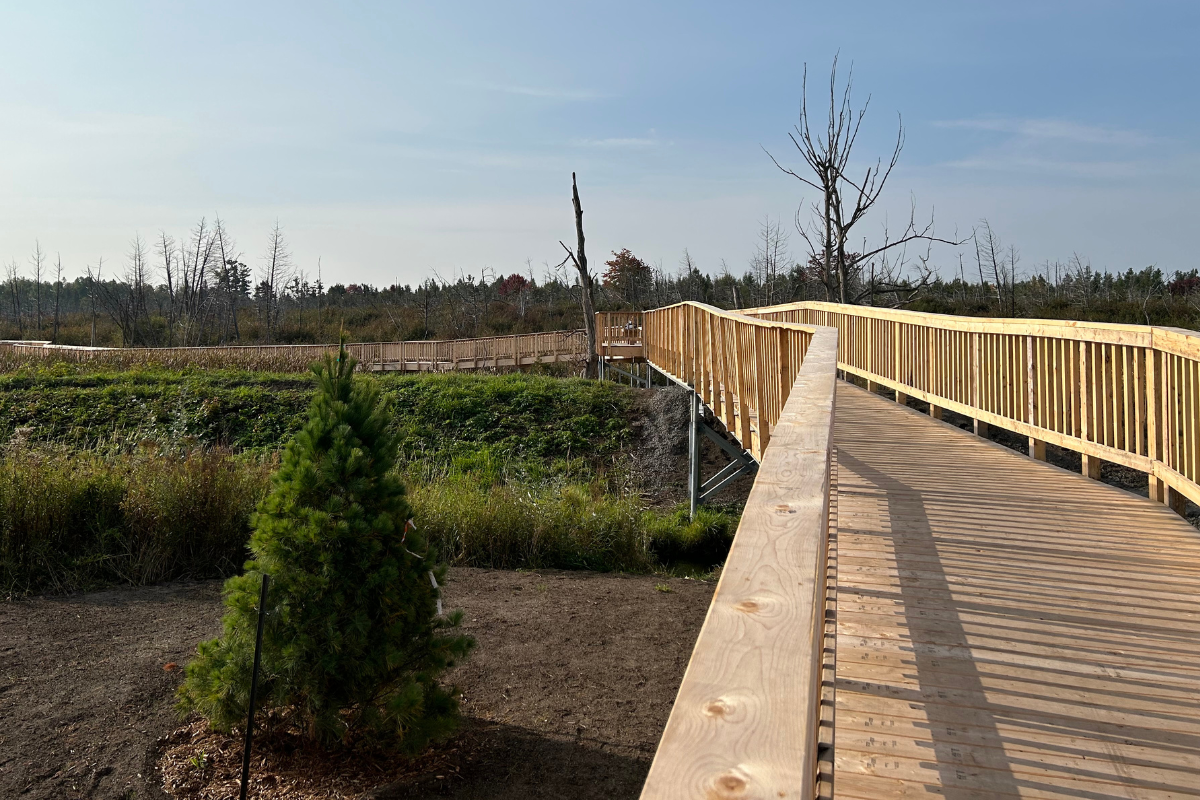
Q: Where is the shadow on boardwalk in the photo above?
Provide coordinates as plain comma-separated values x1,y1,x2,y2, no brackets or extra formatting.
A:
833,381,1200,798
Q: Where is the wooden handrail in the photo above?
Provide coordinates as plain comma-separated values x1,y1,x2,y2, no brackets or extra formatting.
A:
638,303,838,800
641,303,821,462
743,301,1200,509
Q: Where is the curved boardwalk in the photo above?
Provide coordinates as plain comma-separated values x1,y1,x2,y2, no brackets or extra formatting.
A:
833,381,1200,799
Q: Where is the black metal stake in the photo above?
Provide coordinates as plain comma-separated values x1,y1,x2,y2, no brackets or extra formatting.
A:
239,573,269,800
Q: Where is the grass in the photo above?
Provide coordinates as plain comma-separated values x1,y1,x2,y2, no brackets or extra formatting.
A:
0,366,634,465
0,450,736,596
0,368,742,596
0,447,271,596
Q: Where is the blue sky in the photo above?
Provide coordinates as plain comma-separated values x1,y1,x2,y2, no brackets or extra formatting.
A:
1,0,1197,287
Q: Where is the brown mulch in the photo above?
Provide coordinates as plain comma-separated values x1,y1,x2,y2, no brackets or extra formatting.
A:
0,568,714,800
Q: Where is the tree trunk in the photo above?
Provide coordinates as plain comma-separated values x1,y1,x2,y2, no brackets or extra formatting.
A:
571,173,599,378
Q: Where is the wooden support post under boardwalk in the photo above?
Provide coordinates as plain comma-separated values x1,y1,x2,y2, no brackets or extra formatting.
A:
895,391,908,406
1168,487,1188,516
866,380,879,393
1029,437,1047,461
1082,453,1102,480
974,419,989,438
929,404,942,420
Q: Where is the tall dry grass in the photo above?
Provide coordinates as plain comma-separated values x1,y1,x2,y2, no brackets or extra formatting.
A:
0,448,271,595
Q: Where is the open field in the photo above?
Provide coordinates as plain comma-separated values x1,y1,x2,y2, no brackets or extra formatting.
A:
0,568,714,800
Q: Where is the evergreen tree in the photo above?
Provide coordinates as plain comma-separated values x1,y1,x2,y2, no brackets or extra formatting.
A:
178,344,473,750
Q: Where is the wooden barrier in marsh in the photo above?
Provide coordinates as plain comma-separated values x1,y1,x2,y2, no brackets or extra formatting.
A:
0,330,589,373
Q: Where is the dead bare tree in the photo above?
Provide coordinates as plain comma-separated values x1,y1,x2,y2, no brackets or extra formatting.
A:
557,172,599,378
5,260,23,336
749,217,790,305
179,218,217,344
213,217,243,342
126,235,151,345
30,241,45,333
766,56,962,306
259,220,293,343
52,254,63,343
88,237,153,347
974,220,1018,316
87,258,102,346
157,231,179,344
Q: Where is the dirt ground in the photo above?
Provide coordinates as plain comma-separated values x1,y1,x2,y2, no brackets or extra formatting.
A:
629,385,756,509
0,568,714,800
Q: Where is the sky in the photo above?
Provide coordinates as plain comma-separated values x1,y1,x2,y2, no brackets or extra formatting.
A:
1,0,1197,288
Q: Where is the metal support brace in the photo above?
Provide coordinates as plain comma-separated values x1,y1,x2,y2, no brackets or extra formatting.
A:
688,392,758,518
600,359,649,388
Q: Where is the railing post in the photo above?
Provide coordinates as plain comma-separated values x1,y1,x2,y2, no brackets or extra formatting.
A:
972,332,987,437
778,328,791,408
1080,341,1102,480
1027,335,1046,461
688,391,701,520
1147,347,1165,503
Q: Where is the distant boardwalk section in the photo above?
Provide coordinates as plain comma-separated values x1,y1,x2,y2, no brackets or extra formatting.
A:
0,330,588,373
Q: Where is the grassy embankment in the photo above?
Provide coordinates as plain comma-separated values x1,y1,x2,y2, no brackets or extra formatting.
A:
0,364,737,596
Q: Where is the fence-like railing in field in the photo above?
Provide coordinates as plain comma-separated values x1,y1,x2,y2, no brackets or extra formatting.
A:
0,330,589,373
634,303,838,800
742,301,1200,511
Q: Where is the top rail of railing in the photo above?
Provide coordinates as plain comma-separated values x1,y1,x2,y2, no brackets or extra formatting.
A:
743,300,1200,508
631,302,838,800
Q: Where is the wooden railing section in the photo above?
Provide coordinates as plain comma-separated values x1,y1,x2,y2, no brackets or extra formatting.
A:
0,330,588,373
596,311,645,362
744,301,1200,509
638,303,838,800
642,303,820,462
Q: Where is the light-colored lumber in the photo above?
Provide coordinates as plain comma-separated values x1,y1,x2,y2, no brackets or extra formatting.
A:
737,302,1200,506
639,326,837,800
832,383,1200,798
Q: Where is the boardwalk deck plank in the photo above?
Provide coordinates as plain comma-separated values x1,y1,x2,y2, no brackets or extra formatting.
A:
833,381,1200,798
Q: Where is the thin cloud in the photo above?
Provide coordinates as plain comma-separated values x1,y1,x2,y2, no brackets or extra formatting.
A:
944,155,1149,179
456,80,605,100
934,117,1155,146
572,137,659,148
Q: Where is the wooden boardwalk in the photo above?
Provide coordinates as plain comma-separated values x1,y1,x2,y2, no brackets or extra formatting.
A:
833,381,1200,798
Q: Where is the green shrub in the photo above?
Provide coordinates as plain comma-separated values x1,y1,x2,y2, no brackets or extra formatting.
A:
410,479,739,575
0,448,739,596
0,369,741,596
411,479,653,572
178,348,474,750
645,507,739,572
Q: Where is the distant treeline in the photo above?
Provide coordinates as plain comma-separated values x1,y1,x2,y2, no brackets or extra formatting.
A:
3,219,1197,347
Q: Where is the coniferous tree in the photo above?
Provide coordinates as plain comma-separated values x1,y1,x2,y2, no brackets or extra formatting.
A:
178,344,473,750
